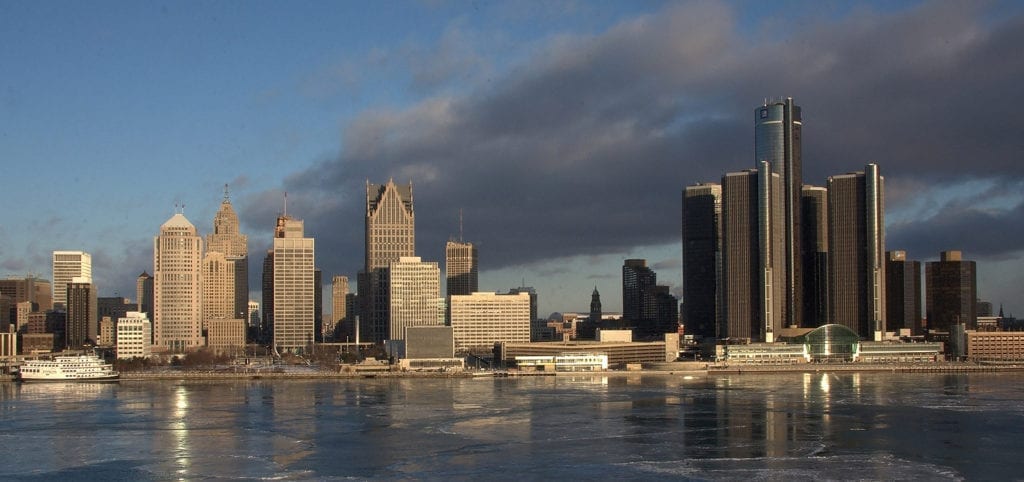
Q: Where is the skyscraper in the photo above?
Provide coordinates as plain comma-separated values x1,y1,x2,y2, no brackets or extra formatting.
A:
755,97,802,328
682,182,721,340
886,250,922,335
272,215,315,354
589,287,602,324
362,179,415,343
450,292,530,354
136,271,154,327
153,212,203,353
800,185,829,327
201,250,235,330
206,186,249,320
926,250,977,332
261,250,274,343
386,256,441,341
445,241,478,297
65,278,97,349
827,163,885,340
622,259,656,325
721,164,783,342
52,251,92,310
331,275,349,340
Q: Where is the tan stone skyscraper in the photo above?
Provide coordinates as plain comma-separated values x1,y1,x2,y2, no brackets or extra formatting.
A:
331,275,348,340
273,214,315,354
361,179,415,343
202,251,235,330
387,256,441,341
154,211,203,353
206,185,249,320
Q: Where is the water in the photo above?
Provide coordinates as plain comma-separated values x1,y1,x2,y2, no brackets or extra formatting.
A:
1,372,1023,480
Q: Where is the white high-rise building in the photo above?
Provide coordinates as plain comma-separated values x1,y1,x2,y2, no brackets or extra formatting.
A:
450,292,531,354
154,212,204,353
52,251,92,310
117,311,152,359
273,215,315,355
387,256,441,341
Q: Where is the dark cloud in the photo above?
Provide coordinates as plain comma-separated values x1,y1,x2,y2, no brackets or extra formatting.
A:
238,2,1023,301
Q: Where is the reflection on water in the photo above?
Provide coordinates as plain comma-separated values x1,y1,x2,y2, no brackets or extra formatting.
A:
0,373,1023,480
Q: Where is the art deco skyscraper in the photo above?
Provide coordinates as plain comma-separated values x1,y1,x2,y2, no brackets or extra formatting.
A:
362,179,415,343
886,250,922,335
682,182,721,340
755,97,802,327
52,251,92,310
206,186,249,320
800,185,829,327
272,215,315,354
154,212,203,353
926,250,976,332
827,163,885,340
721,163,783,342
201,251,236,329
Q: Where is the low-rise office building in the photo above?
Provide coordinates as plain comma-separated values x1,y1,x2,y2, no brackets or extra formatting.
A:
966,331,1024,361
497,333,678,367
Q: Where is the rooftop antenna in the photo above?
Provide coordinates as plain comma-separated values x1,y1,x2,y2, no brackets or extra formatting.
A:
283,191,288,217
459,208,464,243
223,183,230,203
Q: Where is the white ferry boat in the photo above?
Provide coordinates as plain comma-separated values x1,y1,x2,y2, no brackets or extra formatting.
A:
17,355,119,382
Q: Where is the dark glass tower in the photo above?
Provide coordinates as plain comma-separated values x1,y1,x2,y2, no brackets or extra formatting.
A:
755,97,802,328
800,185,828,327
886,250,922,335
682,183,721,340
926,251,977,332
622,259,656,325
827,164,885,340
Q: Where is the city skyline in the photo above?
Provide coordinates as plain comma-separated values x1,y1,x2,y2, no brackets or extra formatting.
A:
3,2,1024,318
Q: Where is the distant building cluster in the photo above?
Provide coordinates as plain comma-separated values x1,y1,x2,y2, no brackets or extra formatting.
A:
2,98,1021,367
677,98,1024,363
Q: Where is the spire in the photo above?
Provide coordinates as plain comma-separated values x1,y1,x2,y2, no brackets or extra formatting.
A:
999,304,1005,318
223,183,230,203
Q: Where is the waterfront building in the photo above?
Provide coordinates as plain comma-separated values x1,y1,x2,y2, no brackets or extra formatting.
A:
202,250,235,332
450,292,531,354
966,331,1024,361
800,185,828,327
136,272,154,326
207,318,246,355
721,324,941,363
721,164,784,342
682,182,722,340
205,186,249,320
509,286,542,340
886,250,922,335
154,212,204,353
386,256,441,342
496,333,679,367
272,215,315,355
362,179,415,343
65,278,97,349
755,97,803,328
331,275,349,341
827,164,885,340
926,250,977,332
116,311,152,359
52,251,91,310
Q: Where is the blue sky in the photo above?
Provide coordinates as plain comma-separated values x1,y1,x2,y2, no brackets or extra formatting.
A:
3,1,1024,319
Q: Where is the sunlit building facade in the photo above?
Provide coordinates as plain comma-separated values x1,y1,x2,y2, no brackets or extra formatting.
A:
52,250,91,310
363,179,415,343
153,213,204,353
272,216,315,354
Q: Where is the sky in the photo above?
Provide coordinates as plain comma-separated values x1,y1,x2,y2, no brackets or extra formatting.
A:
2,1,1024,319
